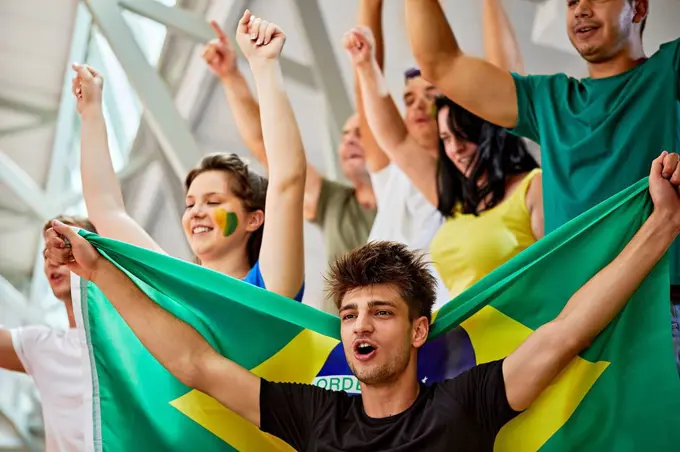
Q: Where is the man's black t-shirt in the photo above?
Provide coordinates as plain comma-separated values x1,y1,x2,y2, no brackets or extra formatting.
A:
259,360,519,451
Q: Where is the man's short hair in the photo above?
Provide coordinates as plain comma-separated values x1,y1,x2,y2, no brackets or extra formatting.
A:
404,67,421,83
42,215,97,234
325,241,437,323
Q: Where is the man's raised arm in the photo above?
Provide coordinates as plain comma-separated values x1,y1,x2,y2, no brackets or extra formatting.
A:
404,0,519,128
503,152,680,412
483,0,525,74
44,222,263,427
0,328,24,373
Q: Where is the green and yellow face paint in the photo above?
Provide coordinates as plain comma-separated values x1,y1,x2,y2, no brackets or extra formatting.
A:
214,208,239,237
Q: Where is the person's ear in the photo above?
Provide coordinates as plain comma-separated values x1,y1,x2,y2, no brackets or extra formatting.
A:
245,209,264,232
633,0,648,25
412,316,430,348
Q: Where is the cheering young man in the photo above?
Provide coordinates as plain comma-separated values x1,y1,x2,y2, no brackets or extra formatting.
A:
45,150,679,450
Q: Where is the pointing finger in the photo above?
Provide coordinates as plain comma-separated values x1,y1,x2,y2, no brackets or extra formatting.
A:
210,20,228,43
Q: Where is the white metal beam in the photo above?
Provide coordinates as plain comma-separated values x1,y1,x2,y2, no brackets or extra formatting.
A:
0,381,41,452
56,150,156,209
84,0,203,180
0,118,54,139
0,152,61,222
290,0,353,176
45,2,93,196
0,97,58,123
0,406,28,452
531,0,574,54
28,3,94,308
175,0,249,128
0,275,41,324
0,212,36,233
116,0,315,88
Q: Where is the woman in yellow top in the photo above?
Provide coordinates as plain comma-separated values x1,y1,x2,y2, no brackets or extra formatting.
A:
430,96,543,298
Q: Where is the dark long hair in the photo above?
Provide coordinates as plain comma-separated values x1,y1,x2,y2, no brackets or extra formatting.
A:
435,96,537,217
185,153,267,267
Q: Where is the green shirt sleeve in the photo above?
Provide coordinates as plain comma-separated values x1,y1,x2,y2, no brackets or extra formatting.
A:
508,72,541,143
672,38,680,90
652,38,680,93
314,178,352,227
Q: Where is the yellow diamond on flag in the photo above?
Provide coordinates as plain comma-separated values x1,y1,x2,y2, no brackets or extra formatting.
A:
461,306,609,452
171,329,339,451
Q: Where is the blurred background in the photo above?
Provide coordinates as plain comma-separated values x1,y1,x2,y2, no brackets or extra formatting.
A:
0,0,678,449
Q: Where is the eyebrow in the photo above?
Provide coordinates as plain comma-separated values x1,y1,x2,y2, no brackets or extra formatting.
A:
338,300,398,313
185,192,224,199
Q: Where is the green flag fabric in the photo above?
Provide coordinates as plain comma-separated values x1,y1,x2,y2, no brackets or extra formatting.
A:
75,178,680,452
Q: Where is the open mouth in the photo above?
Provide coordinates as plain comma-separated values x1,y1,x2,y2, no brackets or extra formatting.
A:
353,341,377,361
49,273,65,283
575,24,599,37
192,225,213,235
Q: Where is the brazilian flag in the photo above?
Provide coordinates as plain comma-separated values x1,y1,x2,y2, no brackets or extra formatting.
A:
74,178,680,451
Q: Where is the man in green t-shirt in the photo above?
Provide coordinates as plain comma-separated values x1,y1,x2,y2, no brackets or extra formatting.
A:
403,0,679,371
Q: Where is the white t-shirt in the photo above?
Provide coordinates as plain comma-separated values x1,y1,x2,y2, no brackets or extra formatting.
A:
11,326,84,452
368,164,450,310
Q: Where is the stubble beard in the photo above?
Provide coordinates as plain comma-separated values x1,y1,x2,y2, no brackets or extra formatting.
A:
350,348,411,386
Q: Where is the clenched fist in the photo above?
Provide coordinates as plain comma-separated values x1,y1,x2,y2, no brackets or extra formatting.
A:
44,221,102,282
235,10,286,62
342,27,376,68
649,151,680,231
71,63,103,117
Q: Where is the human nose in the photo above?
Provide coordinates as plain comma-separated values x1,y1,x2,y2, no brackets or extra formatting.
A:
574,0,593,19
352,311,374,335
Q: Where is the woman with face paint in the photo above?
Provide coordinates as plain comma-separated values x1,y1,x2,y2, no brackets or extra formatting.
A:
71,10,305,301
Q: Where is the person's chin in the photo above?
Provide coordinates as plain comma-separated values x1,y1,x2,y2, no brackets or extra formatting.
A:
191,238,216,253
51,285,71,302
571,41,605,62
408,120,431,131
193,247,214,260
409,124,436,139
343,164,367,179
